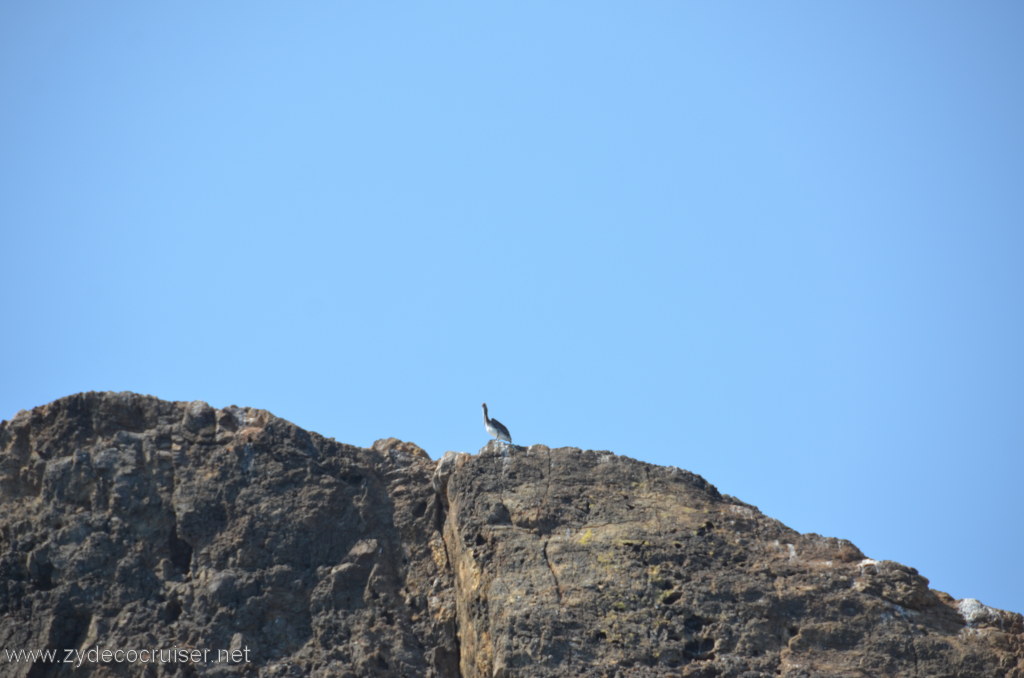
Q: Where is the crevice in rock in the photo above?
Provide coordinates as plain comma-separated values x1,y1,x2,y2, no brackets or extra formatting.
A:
542,537,563,605
162,597,182,623
28,552,54,591
434,492,448,537
433,464,463,678
168,523,193,575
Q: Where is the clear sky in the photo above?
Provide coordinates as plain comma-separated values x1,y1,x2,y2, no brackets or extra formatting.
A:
2,3,1022,614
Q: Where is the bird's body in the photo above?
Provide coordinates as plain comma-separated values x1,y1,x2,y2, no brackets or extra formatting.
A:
482,403,512,443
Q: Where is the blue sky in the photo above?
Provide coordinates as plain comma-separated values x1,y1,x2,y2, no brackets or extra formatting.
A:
2,3,1022,614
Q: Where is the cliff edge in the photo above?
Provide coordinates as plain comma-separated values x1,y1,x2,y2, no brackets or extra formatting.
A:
1,392,1021,677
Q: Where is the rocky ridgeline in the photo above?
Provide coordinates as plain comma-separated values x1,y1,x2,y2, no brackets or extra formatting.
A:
0,392,1021,677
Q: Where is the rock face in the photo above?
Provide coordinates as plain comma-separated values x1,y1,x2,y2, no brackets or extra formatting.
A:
1,393,1021,677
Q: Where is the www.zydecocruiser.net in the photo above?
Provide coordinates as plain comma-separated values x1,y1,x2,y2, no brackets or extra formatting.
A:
3,646,252,668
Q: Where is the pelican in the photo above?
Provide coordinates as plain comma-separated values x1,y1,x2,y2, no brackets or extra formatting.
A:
481,403,512,443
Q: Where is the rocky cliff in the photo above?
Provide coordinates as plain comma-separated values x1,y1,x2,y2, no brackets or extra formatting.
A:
0,392,1020,678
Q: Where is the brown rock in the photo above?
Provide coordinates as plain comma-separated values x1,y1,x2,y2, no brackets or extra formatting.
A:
0,393,453,677
1,393,1022,677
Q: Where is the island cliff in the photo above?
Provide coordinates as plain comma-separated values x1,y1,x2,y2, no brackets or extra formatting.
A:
1,392,1021,677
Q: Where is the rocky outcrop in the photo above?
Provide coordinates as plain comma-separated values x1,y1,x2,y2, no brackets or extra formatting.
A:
0,393,455,678
1,392,1021,677
435,446,1023,677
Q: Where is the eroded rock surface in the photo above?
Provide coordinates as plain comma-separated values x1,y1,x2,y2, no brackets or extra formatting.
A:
1,393,1022,677
0,393,455,678
439,443,1023,677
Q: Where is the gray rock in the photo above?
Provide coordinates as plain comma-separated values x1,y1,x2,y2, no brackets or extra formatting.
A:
1,392,1022,677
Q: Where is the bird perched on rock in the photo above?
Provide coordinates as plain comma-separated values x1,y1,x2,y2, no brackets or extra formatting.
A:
481,403,512,443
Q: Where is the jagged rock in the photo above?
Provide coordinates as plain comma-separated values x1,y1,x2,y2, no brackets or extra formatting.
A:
0,393,455,678
1,393,1022,677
